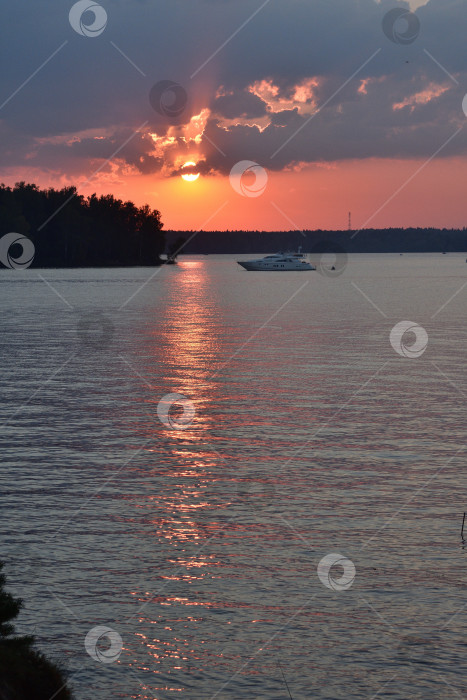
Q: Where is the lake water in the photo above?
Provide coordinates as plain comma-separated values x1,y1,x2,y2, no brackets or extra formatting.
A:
1,253,466,699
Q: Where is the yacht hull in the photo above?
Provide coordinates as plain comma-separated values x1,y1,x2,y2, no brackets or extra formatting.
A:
237,260,316,272
238,261,313,270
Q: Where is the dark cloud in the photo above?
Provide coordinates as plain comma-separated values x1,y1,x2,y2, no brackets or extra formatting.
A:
270,109,301,127
1,0,466,179
64,131,164,174
212,91,268,119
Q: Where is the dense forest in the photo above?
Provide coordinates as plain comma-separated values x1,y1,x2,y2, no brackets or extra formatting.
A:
0,182,165,268
0,561,71,699
166,227,467,254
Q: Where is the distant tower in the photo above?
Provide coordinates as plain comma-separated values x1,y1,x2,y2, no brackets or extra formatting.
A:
348,211,351,231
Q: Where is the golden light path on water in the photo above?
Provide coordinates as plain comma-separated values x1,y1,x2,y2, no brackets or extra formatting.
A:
129,260,236,697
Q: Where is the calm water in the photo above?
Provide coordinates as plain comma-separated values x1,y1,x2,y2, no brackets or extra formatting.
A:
1,253,466,699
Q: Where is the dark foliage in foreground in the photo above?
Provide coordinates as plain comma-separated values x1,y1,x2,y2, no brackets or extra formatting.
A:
0,182,165,267
0,561,72,700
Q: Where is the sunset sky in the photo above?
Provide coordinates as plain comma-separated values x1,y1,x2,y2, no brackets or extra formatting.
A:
1,0,467,231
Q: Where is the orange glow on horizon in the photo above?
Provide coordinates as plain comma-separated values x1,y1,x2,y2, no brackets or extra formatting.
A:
5,154,467,231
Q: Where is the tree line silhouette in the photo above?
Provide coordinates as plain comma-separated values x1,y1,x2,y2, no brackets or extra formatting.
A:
0,182,165,267
165,227,467,254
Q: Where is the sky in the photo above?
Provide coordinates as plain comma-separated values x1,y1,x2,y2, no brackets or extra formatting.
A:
1,0,467,231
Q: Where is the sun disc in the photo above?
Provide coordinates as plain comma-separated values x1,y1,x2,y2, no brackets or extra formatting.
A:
181,161,200,182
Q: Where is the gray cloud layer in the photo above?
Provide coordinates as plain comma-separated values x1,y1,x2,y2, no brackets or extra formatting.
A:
1,0,466,178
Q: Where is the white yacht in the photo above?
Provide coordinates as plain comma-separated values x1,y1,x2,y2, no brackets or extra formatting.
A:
237,249,316,271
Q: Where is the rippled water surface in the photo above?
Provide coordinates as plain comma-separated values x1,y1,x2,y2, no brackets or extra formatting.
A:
1,254,466,699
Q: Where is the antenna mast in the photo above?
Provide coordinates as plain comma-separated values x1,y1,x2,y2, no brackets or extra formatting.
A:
348,211,351,232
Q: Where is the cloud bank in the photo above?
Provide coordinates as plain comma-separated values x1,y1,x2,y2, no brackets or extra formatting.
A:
1,0,466,181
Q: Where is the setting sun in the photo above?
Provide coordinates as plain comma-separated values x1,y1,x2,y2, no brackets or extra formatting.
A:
181,161,200,182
